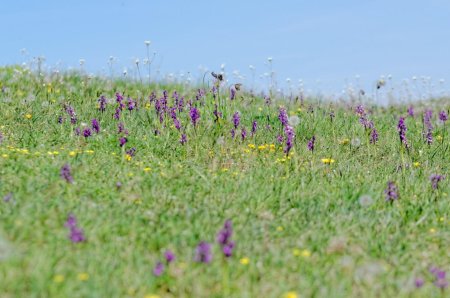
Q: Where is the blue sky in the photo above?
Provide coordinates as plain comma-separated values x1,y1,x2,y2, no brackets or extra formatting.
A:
2,0,450,94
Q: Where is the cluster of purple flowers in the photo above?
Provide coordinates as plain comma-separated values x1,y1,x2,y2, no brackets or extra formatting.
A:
60,164,73,184
384,181,398,202
439,110,448,123
430,267,448,289
65,105,77,124
233,112,240,129
251,121,257,136
195,241,213,263
153,250,176,277
278,108,288,127
284,125,295,155
91,119,100,134
98,95,107,112
397,117,409,149
189,107,200,127
217,219,235,258
180,134,187,145
65,213,85,243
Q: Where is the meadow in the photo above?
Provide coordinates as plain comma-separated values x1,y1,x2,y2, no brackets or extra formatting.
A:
0,65,448,298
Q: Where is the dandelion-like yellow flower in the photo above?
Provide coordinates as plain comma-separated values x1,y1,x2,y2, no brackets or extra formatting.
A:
69,151,77,157
292,248,301,256
77,273,89,281
258,145,267,150
25,113,32,119
2,154,8,158
436,135,443,141
321,158,335,164
125,154,132,161
284,291,298,298
248,144,256,149
301,249,311,258
339,138,350,145
240,257,250,265
85,150,95,154
143,167,151,172
276,226,284,232
413,162,420,168
429,228,436,234
53,274,65,283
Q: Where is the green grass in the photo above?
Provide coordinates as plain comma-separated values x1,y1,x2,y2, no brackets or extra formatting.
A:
0,66,448,298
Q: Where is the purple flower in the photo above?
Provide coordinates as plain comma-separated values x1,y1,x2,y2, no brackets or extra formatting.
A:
153,262,165,277
74,127,81,136
439,110,448,122
118,122,125,134
414,277,424,288
116,92,124,110
430,267,448,289
65,105,77,124
278,108,288,127
230,86,236,100
83,128,92,138
217,220,233,246
284,125,295,155
359,117,374,130
164,250,175,263
180,134,187,145
98,95,107,112
116,182,122,190
60,164,73,183
3,192,13,202
91,119,100,133
57,116,64,124
355,105,366,116
174,118,181,130
113,108,121,120
127,98,136,111
397,117,409,149
251,121,257,136
435,278,449,289
430,174,445,190
241,128,247,141
119,137,127,147
232,112,240,129
69,226,86,243
384,181,398,202
276,134,284,144
370,129,379,144
189,107,200,127
407,106,414,117
126,147,136,157
65,213,77,229
230,129,235,139
307,136,315,152
195,241,212,263
65,214,85,243
222,242,235,258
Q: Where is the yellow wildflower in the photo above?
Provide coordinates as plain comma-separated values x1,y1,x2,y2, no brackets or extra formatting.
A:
436,135,443,141
284,291,298,298
2,154,8,158
413,162,420,168
301,249,311,258
248,144,256,149
125,154,132,161
143,167,151,172
144,295,160,298
69,151,77,157
53,275,65,283
292,248,301,256
429,228,436,234
321,158,335,164
85,150,94,154
77,273,89,281
276,226,284,232
339,138,350,145
240,257,250,265
258,145,267,150
25,113,32,119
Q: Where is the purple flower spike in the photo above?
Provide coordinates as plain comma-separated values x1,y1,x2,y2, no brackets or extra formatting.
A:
91,119,100,133
195,241,212,263
233,112,240,129
430,174,445,190
98,95,107,112
241,128,247,141
164,250,175,263
384,181,398,202
83,128,92,138
69,226,86,243
397,117,409,149
251,121,257,136
119,137,127,147
217,219,234,258
65,213,77,228
278,108,288,127
153,262,165,277
307,136,315,152
439,110,448,122
284,125,295,155
370,129,379,144
414,277,424,288
180,134,187,145
60,164,74,184
189,107,200,127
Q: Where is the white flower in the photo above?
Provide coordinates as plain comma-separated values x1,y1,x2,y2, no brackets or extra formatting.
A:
267,57,273,62
144,40,151,46
135,58,140,65
79,59,85,66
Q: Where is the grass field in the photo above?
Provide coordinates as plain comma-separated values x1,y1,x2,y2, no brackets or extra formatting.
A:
0,66,448,297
